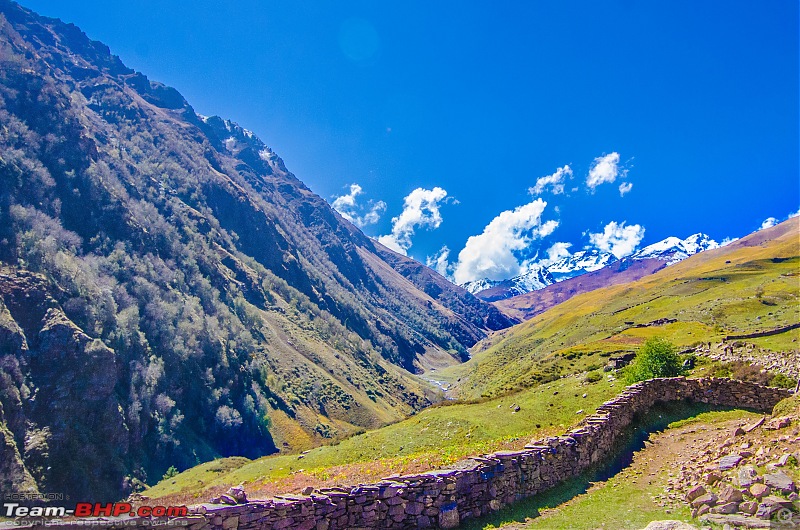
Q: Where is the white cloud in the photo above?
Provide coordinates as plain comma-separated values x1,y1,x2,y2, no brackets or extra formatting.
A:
537,219,559,238
529,165,572,196
377,187,449,255
760,217,778,230
618,182,633,196
541,242,572,265
426,246,451,277
588,221,645,258
587,152,622,191
331,184,387,228
788,208,799,219
452,198,557,284
720,237,739,246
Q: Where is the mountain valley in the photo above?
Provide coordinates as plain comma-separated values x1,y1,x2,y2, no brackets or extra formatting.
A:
0,3,797,526
0,0,513,500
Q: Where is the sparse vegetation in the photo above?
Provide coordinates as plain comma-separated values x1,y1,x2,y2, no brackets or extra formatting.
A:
772,394,800,417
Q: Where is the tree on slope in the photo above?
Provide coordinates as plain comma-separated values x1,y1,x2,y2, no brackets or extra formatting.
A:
625,337,683,383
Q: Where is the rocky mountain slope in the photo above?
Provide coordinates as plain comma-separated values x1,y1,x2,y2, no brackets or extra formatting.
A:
463,234,719,304
0,0,513,501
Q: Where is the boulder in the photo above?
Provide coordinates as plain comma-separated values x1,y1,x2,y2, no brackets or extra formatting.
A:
738,500,758,515
763,471,796,494
719,454,743,470
217,494,238,505
744,417,765,433
685,484,707,502
718,485,743,504
691,493,718,508
227,485,248,503
764,417,791,430
749,483,770,499
710,501,740,514
704,514,776,528
755,497,786,519
737,465,758,488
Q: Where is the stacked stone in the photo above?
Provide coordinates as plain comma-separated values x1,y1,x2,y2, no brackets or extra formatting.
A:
77,378,790,530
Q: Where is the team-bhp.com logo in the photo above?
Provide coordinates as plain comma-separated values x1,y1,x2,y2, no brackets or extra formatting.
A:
4,502,188,518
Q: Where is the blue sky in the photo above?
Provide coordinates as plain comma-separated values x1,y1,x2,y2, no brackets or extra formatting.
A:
21,0,799,283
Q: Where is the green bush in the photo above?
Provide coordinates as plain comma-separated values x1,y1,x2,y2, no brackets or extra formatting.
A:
624,337,683,384
585,371,603,384
769,373,797,389
161,466,179,481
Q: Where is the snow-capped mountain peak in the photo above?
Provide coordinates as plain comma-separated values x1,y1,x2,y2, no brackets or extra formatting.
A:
461,277,499,295
546,249,617,282
461,264,555,298
460,234,719,300
632,233,719,265
507,264,555,293
461,264,555,295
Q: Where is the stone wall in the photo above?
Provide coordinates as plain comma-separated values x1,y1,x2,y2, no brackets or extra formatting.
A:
724,322,800,341
89,378,792,530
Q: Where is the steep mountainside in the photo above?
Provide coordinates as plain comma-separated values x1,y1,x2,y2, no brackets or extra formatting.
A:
0,1,511,501
445,218,799,398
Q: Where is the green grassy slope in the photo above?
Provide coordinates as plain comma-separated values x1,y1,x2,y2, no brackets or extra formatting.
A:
444,218,799,398
144,375,621,502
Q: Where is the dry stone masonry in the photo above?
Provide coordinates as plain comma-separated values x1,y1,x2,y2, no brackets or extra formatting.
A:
60,378,794,530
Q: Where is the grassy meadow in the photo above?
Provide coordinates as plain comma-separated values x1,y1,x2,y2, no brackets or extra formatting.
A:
144,375,621,501
443,219,799,398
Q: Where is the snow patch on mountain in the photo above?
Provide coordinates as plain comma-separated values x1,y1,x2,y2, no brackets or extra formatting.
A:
631,233,719,265
461,265,554,296
546,249,617,282
460,233,718,298
461,277,501,294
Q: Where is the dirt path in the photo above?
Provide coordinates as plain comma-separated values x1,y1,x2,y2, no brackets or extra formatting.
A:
492,412,759,530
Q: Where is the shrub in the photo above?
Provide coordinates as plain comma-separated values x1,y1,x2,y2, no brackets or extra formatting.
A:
161,466,179,481
769,373,797,389
624,337,683,383
585,371,602,384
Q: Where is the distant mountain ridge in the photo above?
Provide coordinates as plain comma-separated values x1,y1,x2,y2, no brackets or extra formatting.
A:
462,233,719,302
632,233,719,265
451,218,799,399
